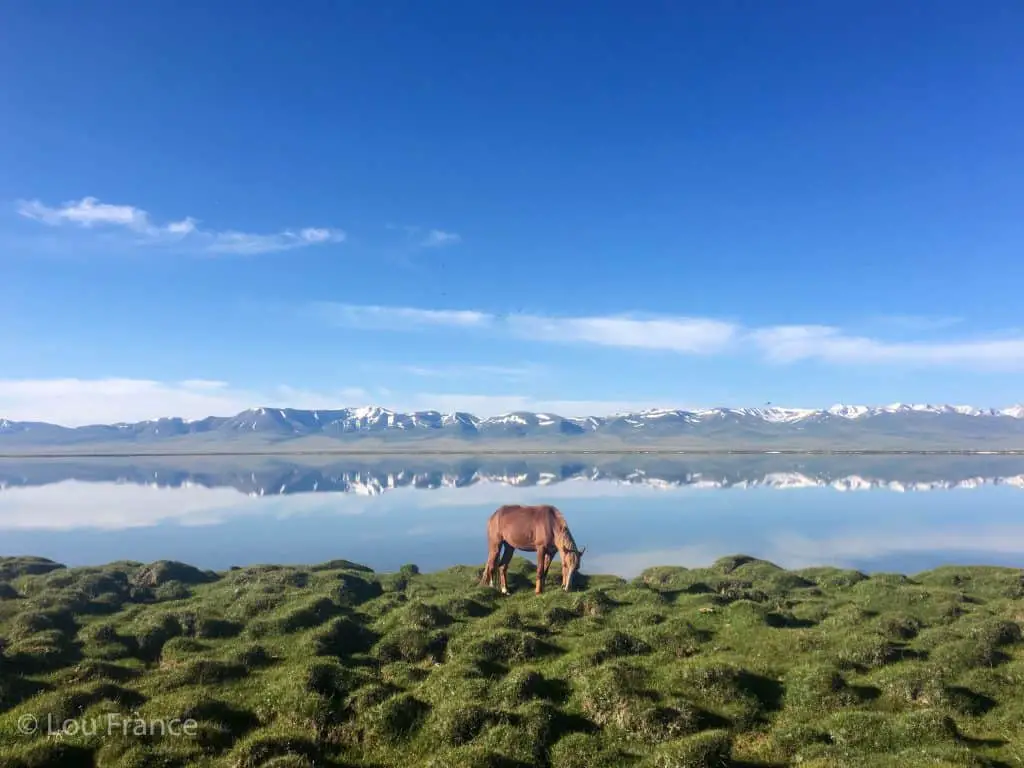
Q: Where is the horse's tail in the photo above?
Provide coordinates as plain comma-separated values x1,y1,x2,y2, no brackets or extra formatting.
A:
548,505,578,551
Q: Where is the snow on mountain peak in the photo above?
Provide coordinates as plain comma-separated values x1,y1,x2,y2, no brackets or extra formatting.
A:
349,406,390,420
828,404,871,418
756,407,818,423
487,412,532,426
2,400,1024,444
951,405,982,416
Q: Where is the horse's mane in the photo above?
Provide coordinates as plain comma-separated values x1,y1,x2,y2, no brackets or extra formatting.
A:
548,506,578,552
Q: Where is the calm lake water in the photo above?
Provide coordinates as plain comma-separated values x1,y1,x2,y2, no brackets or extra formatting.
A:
1,453,1023,578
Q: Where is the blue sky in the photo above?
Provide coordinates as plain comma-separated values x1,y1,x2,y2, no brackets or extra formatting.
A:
1,0,1022,425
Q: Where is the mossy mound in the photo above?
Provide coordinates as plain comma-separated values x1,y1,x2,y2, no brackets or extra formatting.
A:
1,554,1023,766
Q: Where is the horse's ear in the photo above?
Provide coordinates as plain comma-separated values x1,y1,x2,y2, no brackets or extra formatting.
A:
579,546,586,556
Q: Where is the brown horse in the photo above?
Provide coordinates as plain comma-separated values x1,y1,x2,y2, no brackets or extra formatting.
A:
481,504,586,594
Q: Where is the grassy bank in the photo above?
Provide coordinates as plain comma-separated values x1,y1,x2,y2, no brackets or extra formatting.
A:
1,554,1023,767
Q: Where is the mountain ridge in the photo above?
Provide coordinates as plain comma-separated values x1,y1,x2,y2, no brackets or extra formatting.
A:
3,402,1024,450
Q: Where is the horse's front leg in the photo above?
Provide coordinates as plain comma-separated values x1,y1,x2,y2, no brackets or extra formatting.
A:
541,550,553,583
535,551,546,595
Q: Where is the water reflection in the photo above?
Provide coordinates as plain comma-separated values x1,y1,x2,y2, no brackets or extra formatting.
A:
0,454,1022,577
2,453,1024,495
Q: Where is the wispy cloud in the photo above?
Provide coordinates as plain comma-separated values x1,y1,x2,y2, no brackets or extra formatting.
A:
0,378,667,426
308,302,492,331
16,196,345,255
864,314,965,333
18,197,196,237
751,325,1024,368
206,227,342,255
507,313,739,354
306,302,1024,369
386,223,462,249
309,303,738,353
397,363,544,380
420,229,461,248
0,378,368,427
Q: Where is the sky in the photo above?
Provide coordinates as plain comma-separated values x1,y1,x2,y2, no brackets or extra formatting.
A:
1,0,1023,426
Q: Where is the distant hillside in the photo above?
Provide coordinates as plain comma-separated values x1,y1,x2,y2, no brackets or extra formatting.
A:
2,402,1024,453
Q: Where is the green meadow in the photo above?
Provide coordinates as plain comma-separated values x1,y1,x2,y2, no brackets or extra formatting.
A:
1,552,1023,767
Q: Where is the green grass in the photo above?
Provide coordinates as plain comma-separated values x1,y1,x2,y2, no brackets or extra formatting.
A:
1,554,1024,767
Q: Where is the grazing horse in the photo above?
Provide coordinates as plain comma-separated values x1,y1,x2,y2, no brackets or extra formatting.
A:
481,504,586,594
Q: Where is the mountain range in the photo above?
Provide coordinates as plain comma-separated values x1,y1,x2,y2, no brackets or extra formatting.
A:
2,403,1024,452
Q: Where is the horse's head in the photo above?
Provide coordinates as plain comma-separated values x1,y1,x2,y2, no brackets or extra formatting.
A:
562,545,586,591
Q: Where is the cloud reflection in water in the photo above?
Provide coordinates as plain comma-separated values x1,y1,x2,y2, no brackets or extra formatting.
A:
0,454,1022,576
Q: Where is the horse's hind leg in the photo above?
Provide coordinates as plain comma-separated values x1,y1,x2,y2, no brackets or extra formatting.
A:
481,539,502,588
497,543,515,595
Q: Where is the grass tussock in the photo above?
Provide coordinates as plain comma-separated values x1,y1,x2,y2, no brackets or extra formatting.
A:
0,553,1023,766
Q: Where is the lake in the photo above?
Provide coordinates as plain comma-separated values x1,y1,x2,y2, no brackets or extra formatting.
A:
1,453,1022,578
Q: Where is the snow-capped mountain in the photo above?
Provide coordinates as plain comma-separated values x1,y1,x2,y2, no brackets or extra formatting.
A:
1,403,1023,449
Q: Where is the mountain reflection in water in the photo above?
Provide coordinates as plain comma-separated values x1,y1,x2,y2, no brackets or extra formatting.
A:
2,453,1024,496
0,454,1022,577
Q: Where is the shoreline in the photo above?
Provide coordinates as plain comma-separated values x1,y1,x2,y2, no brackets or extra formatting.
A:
3,552,1022,580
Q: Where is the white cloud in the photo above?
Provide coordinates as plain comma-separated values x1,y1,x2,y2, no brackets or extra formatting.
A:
0,377,682,425
0,378,671,426
507,313,739,354
308,303,738,354
751,325,1024,369
19,197,137,227
386,224,462,248
420,229,461,248
176,379,231,391
396,363,544,380
308,301,1024,368
17,196,197,239
864,314,965,333
207,227,344,255
0,379,368,427
308,302,492,330
16,196,344,255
